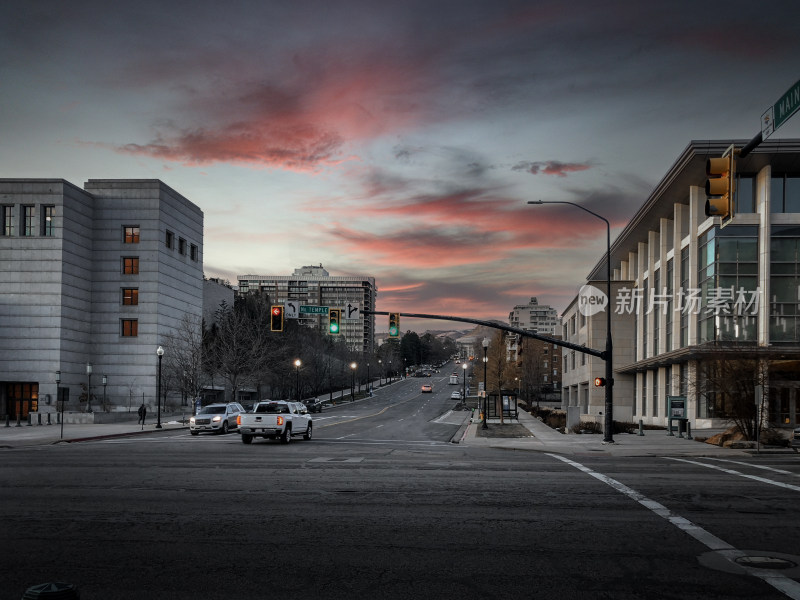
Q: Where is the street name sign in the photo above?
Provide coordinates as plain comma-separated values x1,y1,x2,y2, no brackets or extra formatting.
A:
299,305,329,315
762,78,800,140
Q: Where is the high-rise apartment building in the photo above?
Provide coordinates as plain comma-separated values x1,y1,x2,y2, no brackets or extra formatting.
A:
508,297,561,334
238,266,376,354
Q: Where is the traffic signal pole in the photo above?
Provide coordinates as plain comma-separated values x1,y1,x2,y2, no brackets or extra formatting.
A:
364,311,606,359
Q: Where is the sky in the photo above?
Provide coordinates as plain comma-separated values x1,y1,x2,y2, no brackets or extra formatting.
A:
3,0,800,332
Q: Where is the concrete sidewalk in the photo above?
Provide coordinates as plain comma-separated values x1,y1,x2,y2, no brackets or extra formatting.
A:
455,408,792,457
0,415,187,448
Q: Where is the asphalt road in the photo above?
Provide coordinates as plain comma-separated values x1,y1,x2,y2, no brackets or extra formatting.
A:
3,374,800,599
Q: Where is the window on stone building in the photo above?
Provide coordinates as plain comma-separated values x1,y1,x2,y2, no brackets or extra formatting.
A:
122,288,139,305
122,257,139,274
123,226,140,243
121,319,138,337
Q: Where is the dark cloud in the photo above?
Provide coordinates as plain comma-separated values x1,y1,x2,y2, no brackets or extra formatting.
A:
512,160,593,177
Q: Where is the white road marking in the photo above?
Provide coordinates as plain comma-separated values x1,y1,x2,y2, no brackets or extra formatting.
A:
548,453,800,600
667,457,800,493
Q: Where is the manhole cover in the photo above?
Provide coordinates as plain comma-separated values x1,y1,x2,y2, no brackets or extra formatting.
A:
735,556,797,570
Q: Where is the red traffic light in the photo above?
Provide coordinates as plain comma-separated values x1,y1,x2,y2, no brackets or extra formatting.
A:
270,305,284,332
594,377,606,387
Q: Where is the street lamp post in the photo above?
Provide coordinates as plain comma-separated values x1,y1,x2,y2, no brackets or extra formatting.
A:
294,359,302,401
482,337,489,429
85,363,92,413
366,361,371,395
156,346,164,429
529,200,614,442
378,359,382,387
462,362,468,405
102,374,107,410
350,362,357,401
56,370,63,439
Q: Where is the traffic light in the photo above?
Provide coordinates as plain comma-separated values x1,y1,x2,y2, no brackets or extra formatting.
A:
704,148,735,221
328,308,341,335
270,305,284,332
388,313,400,337
594,377,606,387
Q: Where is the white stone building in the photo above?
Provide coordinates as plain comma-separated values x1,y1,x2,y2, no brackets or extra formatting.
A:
0,179,203,421
561,139,800,431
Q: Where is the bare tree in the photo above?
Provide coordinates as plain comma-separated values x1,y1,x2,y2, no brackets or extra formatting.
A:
692,346,769,440
163,313,206,412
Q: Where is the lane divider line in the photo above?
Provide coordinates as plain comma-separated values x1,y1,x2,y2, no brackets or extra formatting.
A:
547,453,800,600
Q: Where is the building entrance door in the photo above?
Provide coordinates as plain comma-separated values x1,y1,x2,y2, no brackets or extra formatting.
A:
6,382,39,420
769,386,800,428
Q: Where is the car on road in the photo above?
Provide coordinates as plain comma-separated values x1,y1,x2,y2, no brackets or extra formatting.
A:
190,402,244,435
792,427,800,448
421,384,433,393
450,390,462,400
303,397,325,413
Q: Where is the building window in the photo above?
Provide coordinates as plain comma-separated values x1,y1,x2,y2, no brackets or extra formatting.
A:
23,205,35,236
42,205,55,236
124,226,140,244
179,237,186,255
652,369,659,417
735,174,756,214
665,259,673,352
166,230,174,249
121,319,138,337
640,373,647,417
1,205,13,236
680,246,689,347
770,225,800,343
122,288,139,306
771,174,800,214
698,226,759,343
122,257,139,274
190,244,198,261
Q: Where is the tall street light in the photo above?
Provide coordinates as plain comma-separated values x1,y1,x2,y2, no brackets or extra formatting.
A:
378,359,382,387
482,337,489,430
85,363,92,413
350,362,357,401
56,370,63,439
462,362,468,404
102,374,107,410
529,200,614,443
156,346,164,429
294,359,302,401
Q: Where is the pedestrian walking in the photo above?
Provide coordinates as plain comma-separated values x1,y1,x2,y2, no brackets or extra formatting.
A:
138,403,147,424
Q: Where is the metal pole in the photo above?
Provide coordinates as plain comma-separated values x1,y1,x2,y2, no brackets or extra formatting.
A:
482,342,488,430
156,350,163,429
528,200,614,442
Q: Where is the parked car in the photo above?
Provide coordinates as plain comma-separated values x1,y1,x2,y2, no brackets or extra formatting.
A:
792,427,800,448
421,384,433,393
303,397,325,413
190,402,244,435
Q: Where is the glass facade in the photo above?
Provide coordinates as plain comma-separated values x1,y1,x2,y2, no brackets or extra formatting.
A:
770,225,800,343
697,226,758,343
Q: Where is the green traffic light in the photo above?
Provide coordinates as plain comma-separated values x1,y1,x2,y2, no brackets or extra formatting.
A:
330,323,339,333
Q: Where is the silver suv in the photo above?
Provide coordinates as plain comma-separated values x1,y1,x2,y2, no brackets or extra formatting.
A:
190,403,244,435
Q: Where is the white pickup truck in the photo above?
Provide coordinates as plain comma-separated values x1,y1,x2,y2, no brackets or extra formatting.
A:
237,400,312,445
